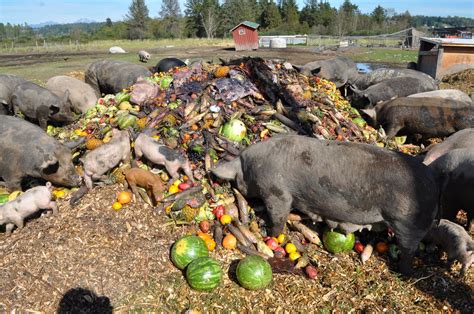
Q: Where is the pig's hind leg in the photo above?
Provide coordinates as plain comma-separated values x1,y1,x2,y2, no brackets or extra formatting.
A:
264,192,293,236
460,252,473,277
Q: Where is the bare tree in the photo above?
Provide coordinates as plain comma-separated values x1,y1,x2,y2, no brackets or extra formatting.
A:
200,5,220,39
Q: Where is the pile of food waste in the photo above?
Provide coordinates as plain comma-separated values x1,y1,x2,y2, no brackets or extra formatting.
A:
42,57,420,290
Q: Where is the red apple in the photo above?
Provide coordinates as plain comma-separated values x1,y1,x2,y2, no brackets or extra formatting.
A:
266,238,279,251
354,241,365,254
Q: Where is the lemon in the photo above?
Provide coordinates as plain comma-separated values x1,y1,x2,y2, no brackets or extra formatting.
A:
168,185,180,194
277,234,286,244
285,243,297,254
112,202,122,211
289,251,301,261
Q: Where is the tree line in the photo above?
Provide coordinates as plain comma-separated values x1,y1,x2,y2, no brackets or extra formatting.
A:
1,0,473,44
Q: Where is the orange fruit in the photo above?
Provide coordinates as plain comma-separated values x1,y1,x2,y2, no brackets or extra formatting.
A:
220,214,232,225
205,238,216,251
197,231,212,242
117,191,132,204
375,242,389,254
214,66,230,78
222,234,237,250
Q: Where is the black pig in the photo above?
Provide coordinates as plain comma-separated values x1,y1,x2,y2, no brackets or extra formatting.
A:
363,97,474,139
211,135,439,275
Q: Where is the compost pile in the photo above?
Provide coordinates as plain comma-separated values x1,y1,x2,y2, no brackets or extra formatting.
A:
21,58,427,290
46,57,421,276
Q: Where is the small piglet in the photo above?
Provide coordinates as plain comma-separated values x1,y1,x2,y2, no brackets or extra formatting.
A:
134,132,194,182
425,219,474,276
82,129,131,189
138,50,151,63
0,182,56,235
124,168,164,204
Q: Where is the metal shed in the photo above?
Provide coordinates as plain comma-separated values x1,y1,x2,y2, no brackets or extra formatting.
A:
417,37,474,79
230,21,259,51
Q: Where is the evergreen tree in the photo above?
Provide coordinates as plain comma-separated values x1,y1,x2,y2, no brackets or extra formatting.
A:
279,0,299,30
106,18,113,27
184,0,203,37
300,0,319,27
335,0,359,36
125,0,150,39
160,0,182,38
259,0,282,30
222,0,259,34
371,5,386,25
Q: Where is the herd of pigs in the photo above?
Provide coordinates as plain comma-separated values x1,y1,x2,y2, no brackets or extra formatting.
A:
0,55,473,277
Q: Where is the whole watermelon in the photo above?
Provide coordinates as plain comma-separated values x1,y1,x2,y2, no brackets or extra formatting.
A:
186,257,222,292
171,235,208,270
322,229,355,254
236,255,272,290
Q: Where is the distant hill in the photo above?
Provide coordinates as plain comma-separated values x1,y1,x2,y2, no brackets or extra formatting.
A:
30,21,59,29
34,22,104,37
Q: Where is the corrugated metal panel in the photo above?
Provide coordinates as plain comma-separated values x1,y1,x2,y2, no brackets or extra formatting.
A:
230,21,260,32
421,37,474,46
232,25,259,51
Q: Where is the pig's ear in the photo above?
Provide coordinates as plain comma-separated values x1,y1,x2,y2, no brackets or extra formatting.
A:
63,89,71,103
50,104,60,115
349,83,360,93
292,65,303,72
211,159,241,181
40,156,59,174
310,66,322,75
361,108,376,121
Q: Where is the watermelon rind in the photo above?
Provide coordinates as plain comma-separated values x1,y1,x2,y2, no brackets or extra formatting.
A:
236,255,272,290
186,257,222,292
171,235,208,270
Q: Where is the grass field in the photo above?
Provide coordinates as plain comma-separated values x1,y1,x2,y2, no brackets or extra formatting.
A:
0,38,234,54
0,39,419,83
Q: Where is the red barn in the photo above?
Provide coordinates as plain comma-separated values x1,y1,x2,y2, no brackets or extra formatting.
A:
230,21,260,51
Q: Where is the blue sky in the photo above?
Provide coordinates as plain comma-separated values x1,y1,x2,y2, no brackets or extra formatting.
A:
0,0,473,25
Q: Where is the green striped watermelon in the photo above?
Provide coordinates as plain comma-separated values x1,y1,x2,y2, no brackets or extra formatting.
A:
322,229,355,254
170,235,208,270
236,255,272,290
186,257,222,292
